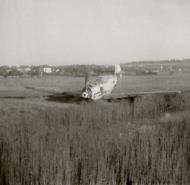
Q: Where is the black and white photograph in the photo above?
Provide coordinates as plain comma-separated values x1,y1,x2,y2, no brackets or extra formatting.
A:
0,0,190,184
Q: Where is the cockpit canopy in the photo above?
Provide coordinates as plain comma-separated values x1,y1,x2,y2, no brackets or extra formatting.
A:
87,76,113,87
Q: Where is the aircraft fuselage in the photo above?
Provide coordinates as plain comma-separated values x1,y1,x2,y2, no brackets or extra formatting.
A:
81,75,117,101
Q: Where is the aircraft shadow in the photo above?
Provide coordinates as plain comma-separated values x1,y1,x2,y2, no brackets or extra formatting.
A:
46,92,87,104
0,96,26,100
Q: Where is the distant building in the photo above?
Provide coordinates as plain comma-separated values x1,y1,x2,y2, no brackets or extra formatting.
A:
43,67,52,74
55,68,64,74
51,66,65,74
17,66,31,73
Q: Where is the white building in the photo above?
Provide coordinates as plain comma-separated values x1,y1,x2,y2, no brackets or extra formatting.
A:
43,67,52,74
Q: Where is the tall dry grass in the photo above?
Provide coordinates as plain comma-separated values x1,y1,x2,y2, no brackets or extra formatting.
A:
0,94,190,185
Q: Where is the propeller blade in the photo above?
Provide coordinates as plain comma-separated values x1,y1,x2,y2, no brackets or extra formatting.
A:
84,73,89,89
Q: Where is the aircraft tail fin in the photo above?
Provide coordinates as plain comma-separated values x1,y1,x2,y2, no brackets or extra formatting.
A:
114,64,122,79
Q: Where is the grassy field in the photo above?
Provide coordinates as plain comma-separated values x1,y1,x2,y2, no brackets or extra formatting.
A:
0,73,190,185
0,73,190,96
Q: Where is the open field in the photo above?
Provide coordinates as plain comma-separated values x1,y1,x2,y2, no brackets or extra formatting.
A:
0,73,190,185
0,73,190,96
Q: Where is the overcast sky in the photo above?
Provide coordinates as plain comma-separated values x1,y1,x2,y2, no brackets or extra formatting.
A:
0,0,190,66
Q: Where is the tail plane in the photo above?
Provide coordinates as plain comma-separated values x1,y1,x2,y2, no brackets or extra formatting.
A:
114,64,122,79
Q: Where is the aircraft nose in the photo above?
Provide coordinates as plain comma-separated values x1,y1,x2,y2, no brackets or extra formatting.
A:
81,92,89,98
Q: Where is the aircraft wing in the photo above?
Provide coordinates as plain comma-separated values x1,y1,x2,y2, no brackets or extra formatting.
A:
103,90,190,100
25,86,83,103
25,86,63,94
